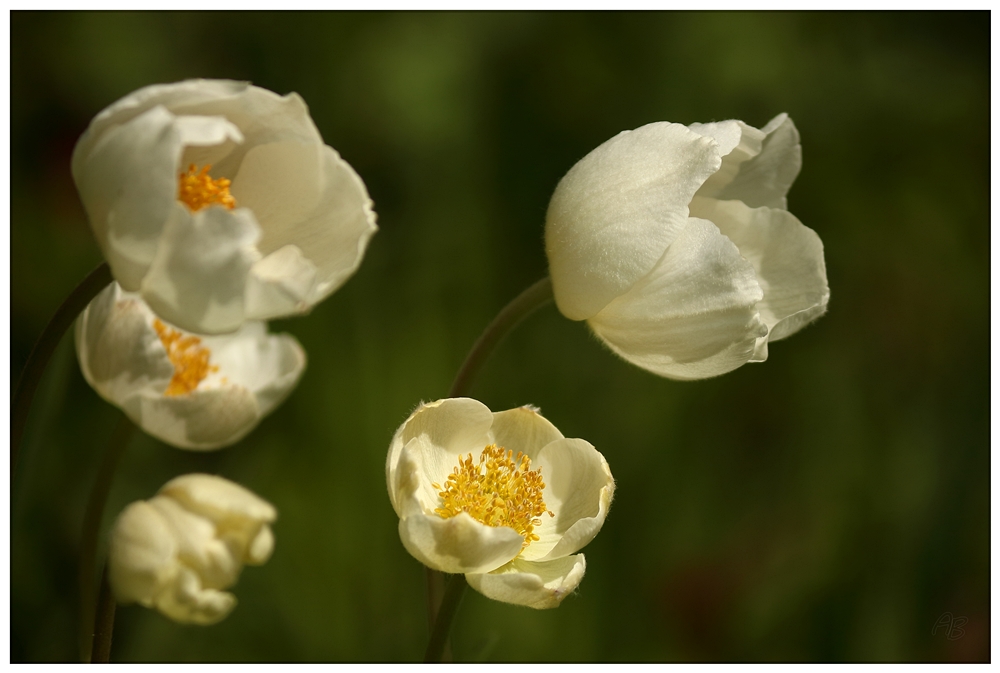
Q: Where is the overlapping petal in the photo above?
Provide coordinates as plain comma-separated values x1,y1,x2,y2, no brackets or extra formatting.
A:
545,113,827,379
108,474,275,625
73,79,377,334
76,282,306,450
386,398,614,609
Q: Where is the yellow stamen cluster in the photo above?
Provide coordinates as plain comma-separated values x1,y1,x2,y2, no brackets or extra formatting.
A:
177,164,236,212
434,444,553,550
153,319,219,396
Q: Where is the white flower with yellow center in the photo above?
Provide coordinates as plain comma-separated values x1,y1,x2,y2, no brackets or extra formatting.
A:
386,398,614,609
75,282,305,450
108,474,276,625
72,79,378,335
545,114,829,380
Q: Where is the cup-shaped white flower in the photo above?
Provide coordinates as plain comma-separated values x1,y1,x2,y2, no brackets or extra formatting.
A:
75,282,306,450
72,79,378,335
108,473,276,625
545,114,829,380
386,398,614,609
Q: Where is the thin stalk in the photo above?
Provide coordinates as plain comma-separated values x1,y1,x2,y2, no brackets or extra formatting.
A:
79,415,135,662
448,276,553,398
90,566,116,663
423,575,467,663
12,262,112,477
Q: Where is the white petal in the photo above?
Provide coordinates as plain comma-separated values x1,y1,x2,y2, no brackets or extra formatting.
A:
155,566,237,626
466,555,587,610
398,512,524,575
160,473,277,525
73,106,184,290
245,245,320,320
588,218,768,380
386,398,493,515
708,113,801,210
134,385,260,451
107,501,179,607
148,496,240,590
521,439,614,562
201,323,307,416
486,406,564,461
545,122,722,320
246,525,275,565
140,204,262,335
232,142,376,307
689,119,766,198
691,196,829,343
74,282,173,407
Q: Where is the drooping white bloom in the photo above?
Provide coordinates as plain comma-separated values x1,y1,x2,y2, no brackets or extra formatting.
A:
545,114,829,380
108,473,276,625
75,282,305,450
386,398,614,609
72,79,378,335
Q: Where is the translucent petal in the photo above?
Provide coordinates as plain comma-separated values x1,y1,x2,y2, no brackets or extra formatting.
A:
521,439,614,562
398,512,524,575
487,405,564,461
691,196,829,343
140,204,262,335
135,385,260,451
708,113,802,210
589,218,767,380
466,555,587,610
546,122,722,320
107,501,179,606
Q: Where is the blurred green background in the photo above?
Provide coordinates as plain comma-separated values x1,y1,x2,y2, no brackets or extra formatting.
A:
10,11,989,662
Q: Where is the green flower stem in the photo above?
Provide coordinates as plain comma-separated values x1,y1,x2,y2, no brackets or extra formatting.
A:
423,275,554,661
12,262,112,477
79,415,135,662
90,565,117,663
423,574,467,663
448,276,554,398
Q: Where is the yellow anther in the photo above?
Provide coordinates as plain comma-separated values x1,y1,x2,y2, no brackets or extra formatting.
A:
177,164,236,212
153,319,219,396
435,444,551,551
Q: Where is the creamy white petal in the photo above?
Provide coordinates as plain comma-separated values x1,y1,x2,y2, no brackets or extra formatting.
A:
708,113,801,210
140,204,262,335
689,120,766,199
466,555,587,610
107,501,179,606
589,218,768,380
691,196,829,343
487,406,565,461
398,512,525,575
135,385,260,451
148,496,241,590
201,322,307,417
386,398,494,515
521,438,614,562
75,283,173,406
74,106,185,290
546,122,722,320
245,245,320,320
160,473,277,526
155,566,237,626
247,525,275,565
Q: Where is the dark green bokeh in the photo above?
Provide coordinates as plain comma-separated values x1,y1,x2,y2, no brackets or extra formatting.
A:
10,11,988,662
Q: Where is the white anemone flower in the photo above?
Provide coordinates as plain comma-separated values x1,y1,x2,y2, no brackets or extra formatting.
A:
72,79,378,335
75,282,305,450
545,114,829,380
386,398,614,609
108,473,276,625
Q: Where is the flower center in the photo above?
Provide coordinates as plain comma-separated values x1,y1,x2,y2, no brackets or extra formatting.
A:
434,444,552,550
178,164,236,212
153,319,219,396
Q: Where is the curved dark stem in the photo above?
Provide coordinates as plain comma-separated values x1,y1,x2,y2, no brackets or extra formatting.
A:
12,262,112,477
90,565,116,663
79,415,135,662
423,574,467,663
448,276,553,398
